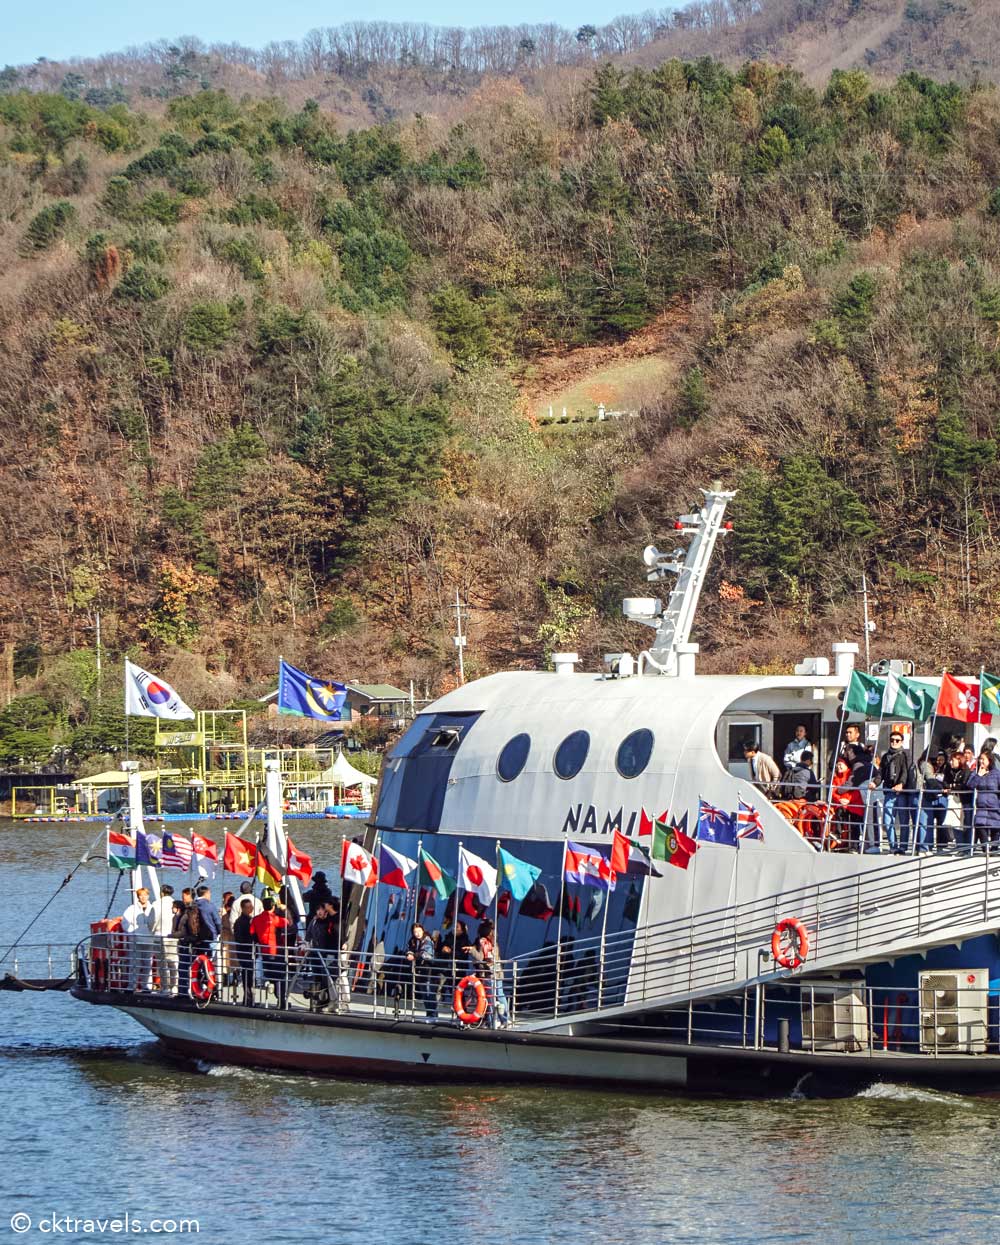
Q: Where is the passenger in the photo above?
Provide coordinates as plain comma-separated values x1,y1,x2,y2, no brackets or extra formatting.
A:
831,756,865,850
233,898,256,1006
195,886,222,953
250,896,291,1008
302,871,335,920
916,751,948,852
964,746,976,771
845,744,875,850
149,883,178,996
943,752,968,847
121,886,154,992
306,900,337,1010
743,740,781,800
781,750,819,801
233,880,262,919
404,922,437,1021
870,731,909,853
467,919,508,1028
218,893,236,996
783,724,816,768
174,887,198,994
967,750,1000,851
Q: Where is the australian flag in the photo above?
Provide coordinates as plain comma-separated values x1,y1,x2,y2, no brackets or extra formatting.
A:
736,798,765,843
277,659,347,722
697,799,737,846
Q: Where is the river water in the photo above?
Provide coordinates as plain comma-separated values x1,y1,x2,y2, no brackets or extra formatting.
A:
2,819,1000,1244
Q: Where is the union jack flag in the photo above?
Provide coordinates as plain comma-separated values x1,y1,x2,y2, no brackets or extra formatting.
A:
697,799,736,846
736,799,765,843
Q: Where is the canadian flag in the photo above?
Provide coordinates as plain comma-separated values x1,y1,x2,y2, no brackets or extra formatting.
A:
341,838,377,888
458,845,497,905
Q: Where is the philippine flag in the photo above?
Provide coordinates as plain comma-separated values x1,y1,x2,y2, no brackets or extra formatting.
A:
125,660,195,720
458,845,498,905
378,843,417,890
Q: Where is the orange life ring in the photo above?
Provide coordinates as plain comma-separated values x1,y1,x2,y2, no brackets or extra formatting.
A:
190,953,217,1001
771,917,809,970
453,974,488,1025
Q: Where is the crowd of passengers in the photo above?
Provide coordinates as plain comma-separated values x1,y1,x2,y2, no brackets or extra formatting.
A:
743,723,1000,853
114,873,509,1025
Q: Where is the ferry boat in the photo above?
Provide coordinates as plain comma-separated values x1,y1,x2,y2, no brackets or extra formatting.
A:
59,487,1000,1094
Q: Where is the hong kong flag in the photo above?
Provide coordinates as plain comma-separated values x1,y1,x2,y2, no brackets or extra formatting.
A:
937,673,991,724
223,831,256,877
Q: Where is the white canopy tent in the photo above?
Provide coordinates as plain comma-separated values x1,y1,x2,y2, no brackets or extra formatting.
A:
318,752,377,790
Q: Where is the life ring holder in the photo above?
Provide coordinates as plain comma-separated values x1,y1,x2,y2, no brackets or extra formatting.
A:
191,953,217,1006
453,974,488,1025
771,918,809,970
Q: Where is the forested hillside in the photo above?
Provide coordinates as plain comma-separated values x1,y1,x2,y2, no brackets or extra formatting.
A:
2,53,1000,764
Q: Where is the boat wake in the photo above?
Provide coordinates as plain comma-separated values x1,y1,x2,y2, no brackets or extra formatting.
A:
855,1082,973,1106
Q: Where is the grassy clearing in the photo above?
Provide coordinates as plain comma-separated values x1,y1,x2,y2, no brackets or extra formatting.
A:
532,354,675,421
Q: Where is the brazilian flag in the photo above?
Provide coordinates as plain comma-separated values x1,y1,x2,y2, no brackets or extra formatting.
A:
983,672,1000,720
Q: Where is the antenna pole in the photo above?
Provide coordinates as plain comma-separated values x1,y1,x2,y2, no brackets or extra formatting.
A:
861,574,872,671
452,589,466,684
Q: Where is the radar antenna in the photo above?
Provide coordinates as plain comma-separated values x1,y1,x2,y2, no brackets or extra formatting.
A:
628,485,735,676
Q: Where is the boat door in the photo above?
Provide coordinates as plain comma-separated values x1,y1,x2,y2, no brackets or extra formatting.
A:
773,711,823,776
718,714,770,781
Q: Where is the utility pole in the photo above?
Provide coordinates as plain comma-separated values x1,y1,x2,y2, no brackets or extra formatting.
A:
451,589,467,684
95,610,102,699
860,574,876,671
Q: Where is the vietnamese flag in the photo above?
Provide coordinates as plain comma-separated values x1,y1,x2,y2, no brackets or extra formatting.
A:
223,831,255,877
610,829,631,878
937,673,991,724
286,838,313,885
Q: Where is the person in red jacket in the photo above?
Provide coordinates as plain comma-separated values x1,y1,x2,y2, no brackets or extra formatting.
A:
250,896,291,1008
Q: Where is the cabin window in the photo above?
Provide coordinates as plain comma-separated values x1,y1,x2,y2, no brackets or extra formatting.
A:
497,733,531,782
616,728,654,778
554,730,590,779
430,727,461,751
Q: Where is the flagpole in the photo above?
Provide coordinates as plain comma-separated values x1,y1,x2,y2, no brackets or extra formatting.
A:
598,852,612,1010
554,839,568,1017
821,709,848,851
452,839,462,1014
912,670,946,857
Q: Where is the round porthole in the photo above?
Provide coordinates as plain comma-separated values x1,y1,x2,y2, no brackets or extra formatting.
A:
616,728,654,779
497,733,531,782
554,730,590,779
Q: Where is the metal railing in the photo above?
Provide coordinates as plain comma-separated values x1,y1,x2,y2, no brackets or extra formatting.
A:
0,943,77,982
590,980,998,1060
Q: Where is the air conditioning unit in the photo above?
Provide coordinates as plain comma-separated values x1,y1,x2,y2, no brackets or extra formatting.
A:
801,982,869,1052
919,969,988,1054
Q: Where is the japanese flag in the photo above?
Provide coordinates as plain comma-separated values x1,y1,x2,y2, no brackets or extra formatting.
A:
341,839,377,888
458,845,497,906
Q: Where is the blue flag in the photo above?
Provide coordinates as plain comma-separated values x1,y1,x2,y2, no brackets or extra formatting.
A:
697,799,737,846
277,659,347,722
498,847,542,901
135,829,162,866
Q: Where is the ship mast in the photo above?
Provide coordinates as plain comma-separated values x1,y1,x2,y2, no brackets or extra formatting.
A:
631,485,735,677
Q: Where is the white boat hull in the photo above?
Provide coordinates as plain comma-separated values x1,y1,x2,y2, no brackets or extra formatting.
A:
119,1003,689,1087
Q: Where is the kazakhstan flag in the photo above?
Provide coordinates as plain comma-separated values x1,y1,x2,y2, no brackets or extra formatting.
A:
278,659,347,722
498,847,541,901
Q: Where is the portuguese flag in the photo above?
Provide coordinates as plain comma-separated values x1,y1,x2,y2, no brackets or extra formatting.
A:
651,816,698,871
419,846,456,899
107,829,137,871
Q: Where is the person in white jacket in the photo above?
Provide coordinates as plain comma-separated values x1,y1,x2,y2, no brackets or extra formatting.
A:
783,724,817,768
121,887,154,992
148,883,179,995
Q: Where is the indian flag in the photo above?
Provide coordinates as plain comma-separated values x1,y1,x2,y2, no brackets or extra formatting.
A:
107,829,137,871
